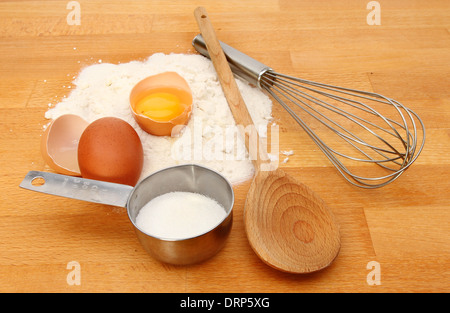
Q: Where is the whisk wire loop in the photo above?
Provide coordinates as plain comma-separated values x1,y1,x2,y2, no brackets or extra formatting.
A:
264,73,404,159
260,70,425,188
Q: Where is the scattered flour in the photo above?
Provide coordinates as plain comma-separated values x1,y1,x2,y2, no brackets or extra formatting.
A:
45,53,273,185
281,150,293,164
281,150,294,156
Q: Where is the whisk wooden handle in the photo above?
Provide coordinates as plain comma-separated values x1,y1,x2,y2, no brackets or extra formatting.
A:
194,7,265,169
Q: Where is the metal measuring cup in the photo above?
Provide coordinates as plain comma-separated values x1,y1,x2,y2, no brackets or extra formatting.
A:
20,164,234,265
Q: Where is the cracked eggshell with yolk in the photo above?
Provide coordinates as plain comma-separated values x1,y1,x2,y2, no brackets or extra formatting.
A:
129,71,193,137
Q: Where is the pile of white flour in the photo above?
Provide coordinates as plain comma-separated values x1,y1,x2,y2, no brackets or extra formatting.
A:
45,53,273,185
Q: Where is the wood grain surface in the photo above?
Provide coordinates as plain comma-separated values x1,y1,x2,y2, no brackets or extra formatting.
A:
0,0,449,293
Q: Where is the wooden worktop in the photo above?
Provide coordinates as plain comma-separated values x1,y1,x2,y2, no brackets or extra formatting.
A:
0,0,448,293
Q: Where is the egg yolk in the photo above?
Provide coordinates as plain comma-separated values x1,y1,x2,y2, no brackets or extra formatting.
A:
135,92,185,122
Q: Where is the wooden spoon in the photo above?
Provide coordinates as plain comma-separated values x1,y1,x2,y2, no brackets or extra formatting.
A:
194,7,341,274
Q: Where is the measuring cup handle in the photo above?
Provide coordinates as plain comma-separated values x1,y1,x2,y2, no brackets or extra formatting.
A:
19,171,134,208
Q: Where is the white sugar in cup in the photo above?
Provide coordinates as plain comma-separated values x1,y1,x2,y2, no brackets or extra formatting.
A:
136,192,227,240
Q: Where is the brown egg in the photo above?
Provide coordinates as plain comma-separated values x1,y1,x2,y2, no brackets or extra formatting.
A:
41,114,89,176
78,117,144,186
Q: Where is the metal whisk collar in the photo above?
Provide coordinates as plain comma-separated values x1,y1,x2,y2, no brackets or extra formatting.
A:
193,34,425,188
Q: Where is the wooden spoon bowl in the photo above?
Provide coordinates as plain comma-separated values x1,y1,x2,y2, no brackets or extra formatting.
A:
195,7,341,274
245,168,340,273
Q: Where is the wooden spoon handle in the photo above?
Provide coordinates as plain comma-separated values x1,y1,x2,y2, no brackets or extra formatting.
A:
194,7,265,169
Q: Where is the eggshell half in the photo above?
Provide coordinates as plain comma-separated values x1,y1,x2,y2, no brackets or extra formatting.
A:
41,114,89,176
129,71,193,136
